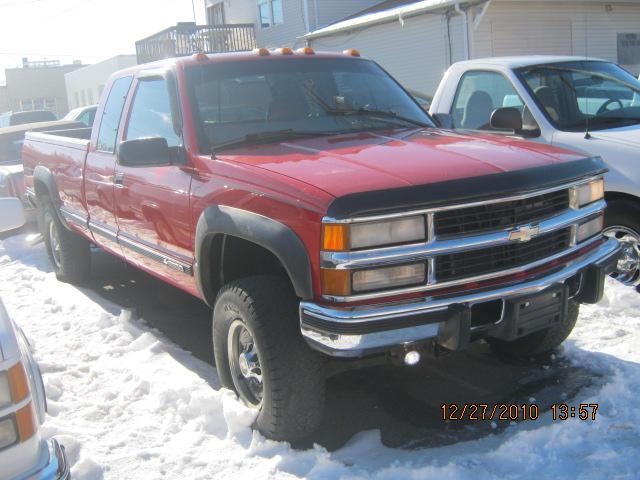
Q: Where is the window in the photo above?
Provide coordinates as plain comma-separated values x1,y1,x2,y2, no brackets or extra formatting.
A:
74,92,80,108
257,0,283,28
87,89,94,105
96,76,133,153
451,71,525,130
207,2,225,25
125,78,182,147
80,90,86,107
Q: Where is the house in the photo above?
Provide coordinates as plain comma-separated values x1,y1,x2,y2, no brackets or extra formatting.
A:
4,59,84,117
303,0,640,96
65,55,137,109
204,0,386,48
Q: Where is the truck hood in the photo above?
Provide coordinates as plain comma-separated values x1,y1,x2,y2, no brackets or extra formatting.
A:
220,128,585,198
586,123,640,148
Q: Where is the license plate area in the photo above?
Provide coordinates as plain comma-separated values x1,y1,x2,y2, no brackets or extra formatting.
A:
503,286,568,340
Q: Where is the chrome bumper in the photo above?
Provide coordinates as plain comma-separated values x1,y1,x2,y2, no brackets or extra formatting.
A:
300,238,621,357
25,439,70,480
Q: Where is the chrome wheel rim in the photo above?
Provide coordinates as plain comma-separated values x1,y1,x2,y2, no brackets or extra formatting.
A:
227,320,263,407
604,225,640,286
48,219,62,269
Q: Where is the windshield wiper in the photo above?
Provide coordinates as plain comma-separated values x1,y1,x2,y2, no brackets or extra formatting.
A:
302,84,430,128
212,129,338,153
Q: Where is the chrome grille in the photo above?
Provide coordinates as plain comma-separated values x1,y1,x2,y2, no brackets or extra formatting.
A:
435,228,572,282
433,189,570,238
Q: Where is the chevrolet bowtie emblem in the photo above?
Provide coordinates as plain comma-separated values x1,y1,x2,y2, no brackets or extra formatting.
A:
508,225,540,243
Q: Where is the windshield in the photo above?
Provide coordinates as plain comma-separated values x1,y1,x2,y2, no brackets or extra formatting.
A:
516,61,640,131
185,57,434,151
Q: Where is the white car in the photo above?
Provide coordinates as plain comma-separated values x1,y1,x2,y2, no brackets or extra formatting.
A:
430,56,640,287
0,198,69,479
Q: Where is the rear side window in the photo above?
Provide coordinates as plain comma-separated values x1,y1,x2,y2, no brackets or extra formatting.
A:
97,76,133,152
125,78,182,147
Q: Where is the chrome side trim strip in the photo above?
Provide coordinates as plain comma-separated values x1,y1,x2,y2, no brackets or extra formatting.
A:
300,238,619,355
88,220,117,242
118,234,194,276
59,205,88,229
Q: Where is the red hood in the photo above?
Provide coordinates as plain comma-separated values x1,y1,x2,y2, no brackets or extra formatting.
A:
218,129,585,198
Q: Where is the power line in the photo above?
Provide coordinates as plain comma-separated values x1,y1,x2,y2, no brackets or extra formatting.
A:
0,0,52,7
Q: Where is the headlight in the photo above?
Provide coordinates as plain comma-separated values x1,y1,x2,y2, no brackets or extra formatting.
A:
0,417,18,449
322,262,427,296
0,372,11,409
576,215,604,243
352,263,426,293
571,179,604,208
322,216,426,251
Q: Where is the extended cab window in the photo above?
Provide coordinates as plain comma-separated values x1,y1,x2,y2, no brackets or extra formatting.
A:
97,76,133,152
125,78,182,147
451,71,525,130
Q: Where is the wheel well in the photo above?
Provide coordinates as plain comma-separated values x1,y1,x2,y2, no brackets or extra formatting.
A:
33,179,50,202
605,191,640,208
202,233,292,305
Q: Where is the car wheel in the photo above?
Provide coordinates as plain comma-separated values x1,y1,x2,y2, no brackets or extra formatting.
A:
41,200,91,284
603,199,640,287
213,275,326,441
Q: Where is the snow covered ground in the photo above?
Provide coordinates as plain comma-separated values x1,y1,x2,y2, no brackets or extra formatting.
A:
1,233,639,479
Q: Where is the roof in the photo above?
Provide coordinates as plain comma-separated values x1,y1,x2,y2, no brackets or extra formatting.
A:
452,55,608,69
303,0,472,40
340,0,422,21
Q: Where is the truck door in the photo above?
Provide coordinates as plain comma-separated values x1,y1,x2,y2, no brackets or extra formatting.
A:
113,75,194,292
85,75,133,255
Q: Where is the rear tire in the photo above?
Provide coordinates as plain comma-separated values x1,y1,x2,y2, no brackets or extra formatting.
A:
488,300,579,357
213,275,326,441
40,200,91,284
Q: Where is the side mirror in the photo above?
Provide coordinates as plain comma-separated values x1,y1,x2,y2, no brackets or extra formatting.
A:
490,107,523,132
0,197,25,232
432,113,453,129
117,137,171,167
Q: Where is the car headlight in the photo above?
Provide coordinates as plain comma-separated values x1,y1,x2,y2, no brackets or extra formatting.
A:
322,216,426,251
0,417,18,449
571,178,604,208
576,215,604,243
0,372,11,408
322,262,427,296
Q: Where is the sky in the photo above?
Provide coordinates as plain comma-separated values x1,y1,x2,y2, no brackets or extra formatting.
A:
0,0,206,83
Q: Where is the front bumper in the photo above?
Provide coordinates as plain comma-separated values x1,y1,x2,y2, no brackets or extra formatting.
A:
300,238,621,357
25,439,69,480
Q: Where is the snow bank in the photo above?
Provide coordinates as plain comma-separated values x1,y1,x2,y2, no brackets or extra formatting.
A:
1,234,639,479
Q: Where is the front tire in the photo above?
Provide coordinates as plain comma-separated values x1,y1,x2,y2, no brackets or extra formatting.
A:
213,276,326,441
488,300,579,357
40,200,91,284
604,199,640,287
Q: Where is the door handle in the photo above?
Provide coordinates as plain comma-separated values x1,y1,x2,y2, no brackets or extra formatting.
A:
114,172,125,187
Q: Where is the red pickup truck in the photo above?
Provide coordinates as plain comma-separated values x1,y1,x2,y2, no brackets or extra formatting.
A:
22,49,620,441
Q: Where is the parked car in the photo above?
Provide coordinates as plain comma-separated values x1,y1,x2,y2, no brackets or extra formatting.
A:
0,197,69,479
22,49,620,441
430,56,640,287
62,105,97,128
0,111,57,128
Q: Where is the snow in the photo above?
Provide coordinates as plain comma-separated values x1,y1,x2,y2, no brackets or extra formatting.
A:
1,233,640,479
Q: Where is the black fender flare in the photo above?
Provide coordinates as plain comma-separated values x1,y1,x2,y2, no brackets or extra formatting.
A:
194,205,313,306
33,165,69,228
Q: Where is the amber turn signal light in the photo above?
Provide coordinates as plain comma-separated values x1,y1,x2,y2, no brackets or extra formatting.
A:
343,49,361,57
253,47,271,56
8,363,29,404
16,402,37,442
321,268,351,296
322,224,349,251
296,47,315,55
275,47,294,55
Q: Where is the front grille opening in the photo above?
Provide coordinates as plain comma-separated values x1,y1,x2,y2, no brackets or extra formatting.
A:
471,300,504,328
435,228,572,282
434,189,569,238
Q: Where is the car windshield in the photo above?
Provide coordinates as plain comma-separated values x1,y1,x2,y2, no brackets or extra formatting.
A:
185,57,434,151
517,61,640,131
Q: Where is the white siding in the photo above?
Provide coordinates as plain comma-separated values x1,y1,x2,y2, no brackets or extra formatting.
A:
313,0,382,29
310,13,464,96
205,0,255,24
255,0,308,48
473,1,640,75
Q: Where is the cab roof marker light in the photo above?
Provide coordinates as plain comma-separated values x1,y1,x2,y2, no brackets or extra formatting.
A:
275,47,294,55
253,48,270,56
296,47,315,55
343,49,361,57
193,52,208,61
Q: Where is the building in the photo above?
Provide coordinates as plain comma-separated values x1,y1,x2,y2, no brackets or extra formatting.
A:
0,83,8,113
304,0,640,96
65,55,137,109
3,58,84,117
204,0,385,48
